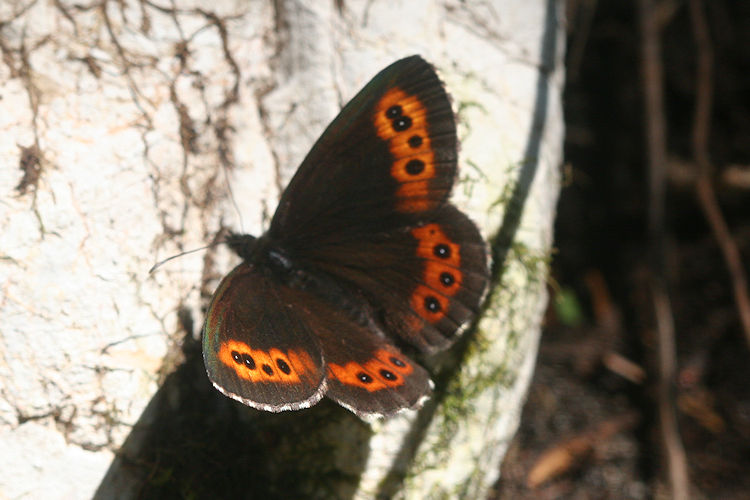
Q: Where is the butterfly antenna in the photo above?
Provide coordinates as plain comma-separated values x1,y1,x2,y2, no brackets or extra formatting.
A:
222,164,245,232
149,244,216,274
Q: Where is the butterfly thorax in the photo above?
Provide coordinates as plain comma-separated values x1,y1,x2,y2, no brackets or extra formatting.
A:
227,232,293,273
229,231,377,329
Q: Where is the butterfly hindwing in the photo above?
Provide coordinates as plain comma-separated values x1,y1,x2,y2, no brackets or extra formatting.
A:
203,261,431,416
203,263,327,412
298,204,489,353
317,316,432,418
396,204,489,351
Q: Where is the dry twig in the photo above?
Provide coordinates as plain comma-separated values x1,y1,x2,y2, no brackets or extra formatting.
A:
637,0,690,497
688,0,750,350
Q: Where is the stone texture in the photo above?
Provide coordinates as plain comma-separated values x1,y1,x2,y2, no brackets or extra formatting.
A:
0,0,563,497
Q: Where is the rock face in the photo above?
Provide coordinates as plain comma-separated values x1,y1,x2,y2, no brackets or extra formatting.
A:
0,0,563,497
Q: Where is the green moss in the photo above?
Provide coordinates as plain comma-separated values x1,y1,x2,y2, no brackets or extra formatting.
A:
509,241,552,286
456,99,488,118
459,159,490,199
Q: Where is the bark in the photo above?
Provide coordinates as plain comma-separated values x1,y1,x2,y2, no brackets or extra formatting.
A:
0,0,563,498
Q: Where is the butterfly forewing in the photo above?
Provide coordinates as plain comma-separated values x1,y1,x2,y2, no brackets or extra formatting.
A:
269,56,458,247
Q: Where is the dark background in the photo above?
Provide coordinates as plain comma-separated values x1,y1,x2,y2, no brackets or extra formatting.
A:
493,1,750,498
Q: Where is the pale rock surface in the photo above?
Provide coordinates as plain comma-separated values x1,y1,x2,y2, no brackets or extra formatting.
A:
0,0,563,497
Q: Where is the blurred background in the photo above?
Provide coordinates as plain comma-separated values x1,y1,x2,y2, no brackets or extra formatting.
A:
494,1,750,497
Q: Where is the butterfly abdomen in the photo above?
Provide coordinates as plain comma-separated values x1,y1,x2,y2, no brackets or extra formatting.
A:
286,267,375,329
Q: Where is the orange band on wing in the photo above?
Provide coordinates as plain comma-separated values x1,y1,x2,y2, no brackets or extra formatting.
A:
374,87,437,213
218,339,316,384
412,224,461,266
328,348,414,392
409,223,464,323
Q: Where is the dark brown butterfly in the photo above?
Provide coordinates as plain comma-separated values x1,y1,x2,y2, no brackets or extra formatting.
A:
202,56,489,418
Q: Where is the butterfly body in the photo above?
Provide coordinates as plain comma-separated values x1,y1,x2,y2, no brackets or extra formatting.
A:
226,231,375,329
203,56,490,418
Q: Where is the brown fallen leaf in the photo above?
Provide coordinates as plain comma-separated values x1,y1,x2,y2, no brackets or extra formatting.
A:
526,411,640,489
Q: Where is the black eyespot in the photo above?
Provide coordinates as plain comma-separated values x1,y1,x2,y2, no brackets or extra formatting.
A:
392,115,412,131
386,105,402,118
424,296,441,313
262,364,274,376
408,135,423,148
434,244,451,258
405,159,425,175
440,272,455,286
231,351,242,364
276,358,291,375
390,357,406,368
242,353,256,369
380,369,397,381
358,372,373,384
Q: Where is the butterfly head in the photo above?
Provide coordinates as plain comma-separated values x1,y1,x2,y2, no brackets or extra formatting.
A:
226,232,258,261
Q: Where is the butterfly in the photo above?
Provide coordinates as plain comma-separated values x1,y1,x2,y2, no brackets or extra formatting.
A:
202,56,489,418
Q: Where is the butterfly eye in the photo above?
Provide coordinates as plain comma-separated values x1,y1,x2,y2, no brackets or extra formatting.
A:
276,358,291,375
440,272,455,287
433,244,451,258
380,369,398,381
242,353,256,370
408,135,423,148
405,159,425,175
385,104,402,118
391,115,412,132
424,296,442,313
357,372,373,384
389,357,406,368
231,350,242,364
